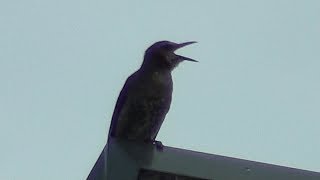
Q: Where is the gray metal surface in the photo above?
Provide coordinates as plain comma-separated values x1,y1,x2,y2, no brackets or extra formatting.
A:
87,138,320,180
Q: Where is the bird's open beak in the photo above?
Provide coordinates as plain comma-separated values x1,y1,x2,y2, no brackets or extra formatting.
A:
174,41,198,62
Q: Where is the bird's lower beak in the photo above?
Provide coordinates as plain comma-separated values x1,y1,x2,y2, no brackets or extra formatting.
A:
174,41,198,62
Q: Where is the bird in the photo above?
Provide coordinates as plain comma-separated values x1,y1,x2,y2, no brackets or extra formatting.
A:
108,41,197,148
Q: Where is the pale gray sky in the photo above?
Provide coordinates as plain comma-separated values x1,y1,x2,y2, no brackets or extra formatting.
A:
1,1,319,179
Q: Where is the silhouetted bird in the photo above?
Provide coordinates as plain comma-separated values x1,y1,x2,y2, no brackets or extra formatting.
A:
108,41,197,147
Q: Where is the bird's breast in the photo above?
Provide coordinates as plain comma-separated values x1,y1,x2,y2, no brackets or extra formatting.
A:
132,71,172,108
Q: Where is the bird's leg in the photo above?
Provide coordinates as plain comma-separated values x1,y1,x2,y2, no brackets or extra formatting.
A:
144,139,164,150
153,140,164,150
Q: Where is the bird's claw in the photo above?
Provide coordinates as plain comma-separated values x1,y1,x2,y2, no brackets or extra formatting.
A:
153,140,164,150
144,140,164,150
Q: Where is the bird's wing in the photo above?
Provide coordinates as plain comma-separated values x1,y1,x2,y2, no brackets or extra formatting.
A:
108,72,137,138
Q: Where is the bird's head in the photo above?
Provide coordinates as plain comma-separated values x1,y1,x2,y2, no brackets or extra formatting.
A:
142,41,197,71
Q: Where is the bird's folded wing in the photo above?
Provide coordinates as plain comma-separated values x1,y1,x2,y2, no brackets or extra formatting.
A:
108,72,137,138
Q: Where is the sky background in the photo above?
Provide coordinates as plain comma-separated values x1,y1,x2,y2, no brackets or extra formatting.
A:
1,0,320,179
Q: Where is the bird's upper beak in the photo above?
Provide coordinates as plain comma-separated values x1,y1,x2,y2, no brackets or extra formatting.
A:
173,41,198,62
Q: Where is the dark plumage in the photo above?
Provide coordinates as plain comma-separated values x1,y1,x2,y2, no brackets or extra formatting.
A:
108,41,197,145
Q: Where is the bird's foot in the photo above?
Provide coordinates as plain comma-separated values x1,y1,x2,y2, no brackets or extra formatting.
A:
144,140,164,150
153,140,164,150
